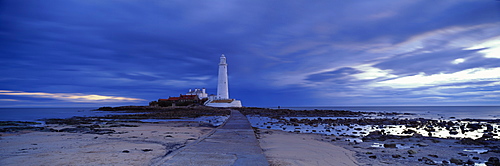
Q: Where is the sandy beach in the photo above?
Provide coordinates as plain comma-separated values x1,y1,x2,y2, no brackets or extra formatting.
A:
0,121,214,166
3,125,499,166
256,128,500,166
257,129,358,166
1,115,361,166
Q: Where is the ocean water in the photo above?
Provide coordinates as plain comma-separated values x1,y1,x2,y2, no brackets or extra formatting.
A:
280,106,500,119
0,107,122,121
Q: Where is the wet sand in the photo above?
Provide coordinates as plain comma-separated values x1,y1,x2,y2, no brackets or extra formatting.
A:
0,122,214,166
257,129,359,166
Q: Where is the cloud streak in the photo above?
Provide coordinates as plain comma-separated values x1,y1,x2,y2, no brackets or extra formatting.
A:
0,90,144,103
1,0,500,106
374,67,500,89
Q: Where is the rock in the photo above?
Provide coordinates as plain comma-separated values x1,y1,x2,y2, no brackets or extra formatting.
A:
89,124,101,129
466,159,475,165
473,157,480,160
457,138,488,145
142,149,153,152
417,143,429,147
392,154,401,158
428,154,438,158
408,150,417,154
431,139,441,143
486,157,499,166
369,155,377,159
402,129,417,134
58,127,90,133
384,143,397,148
365,152,373,154
458,152,467,156
412,133,424,138
122,150,130,153
466,123,482,130
421,157,436,165
88,128,115,134
482,133,494,139
450,158,464,165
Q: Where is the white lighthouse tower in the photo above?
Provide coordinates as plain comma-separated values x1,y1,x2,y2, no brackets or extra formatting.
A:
205,54,242,107
217,54,229,99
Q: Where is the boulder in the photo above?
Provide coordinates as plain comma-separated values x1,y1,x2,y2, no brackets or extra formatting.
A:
466,123,482,130
450,158,464,165
408,150,417,154
384,143,397,148
428,154,438,158
486,157,499,166
421,157,436,165
392,154,401,158
466,159,475,165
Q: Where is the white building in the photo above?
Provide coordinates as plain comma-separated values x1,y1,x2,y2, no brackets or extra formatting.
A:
186,88,208,99
205,54,242,107
217,55,229,99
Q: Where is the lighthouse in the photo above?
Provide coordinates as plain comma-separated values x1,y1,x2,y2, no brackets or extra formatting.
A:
217,54,229,99
205,54,242,107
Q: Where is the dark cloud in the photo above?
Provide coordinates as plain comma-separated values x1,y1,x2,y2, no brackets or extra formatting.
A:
1,0,499,106
307,67,362,82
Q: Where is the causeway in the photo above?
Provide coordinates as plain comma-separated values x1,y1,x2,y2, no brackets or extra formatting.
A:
160,109,269,166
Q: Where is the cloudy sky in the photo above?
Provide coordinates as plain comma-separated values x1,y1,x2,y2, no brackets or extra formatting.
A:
1,0,500,107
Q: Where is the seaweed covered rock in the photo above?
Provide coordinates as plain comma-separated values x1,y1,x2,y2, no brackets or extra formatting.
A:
486,157,499,166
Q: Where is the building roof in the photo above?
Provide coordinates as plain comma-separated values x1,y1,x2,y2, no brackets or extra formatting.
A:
159,95,198,101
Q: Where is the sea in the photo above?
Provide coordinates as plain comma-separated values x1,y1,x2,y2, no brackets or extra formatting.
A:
0,107,126,122
277,106,500,120
0,106,499,122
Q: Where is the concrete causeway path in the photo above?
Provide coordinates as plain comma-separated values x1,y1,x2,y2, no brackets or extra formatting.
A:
159,110,269,166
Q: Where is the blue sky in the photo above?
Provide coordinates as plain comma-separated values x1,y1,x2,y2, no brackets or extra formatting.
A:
1,0,500,107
